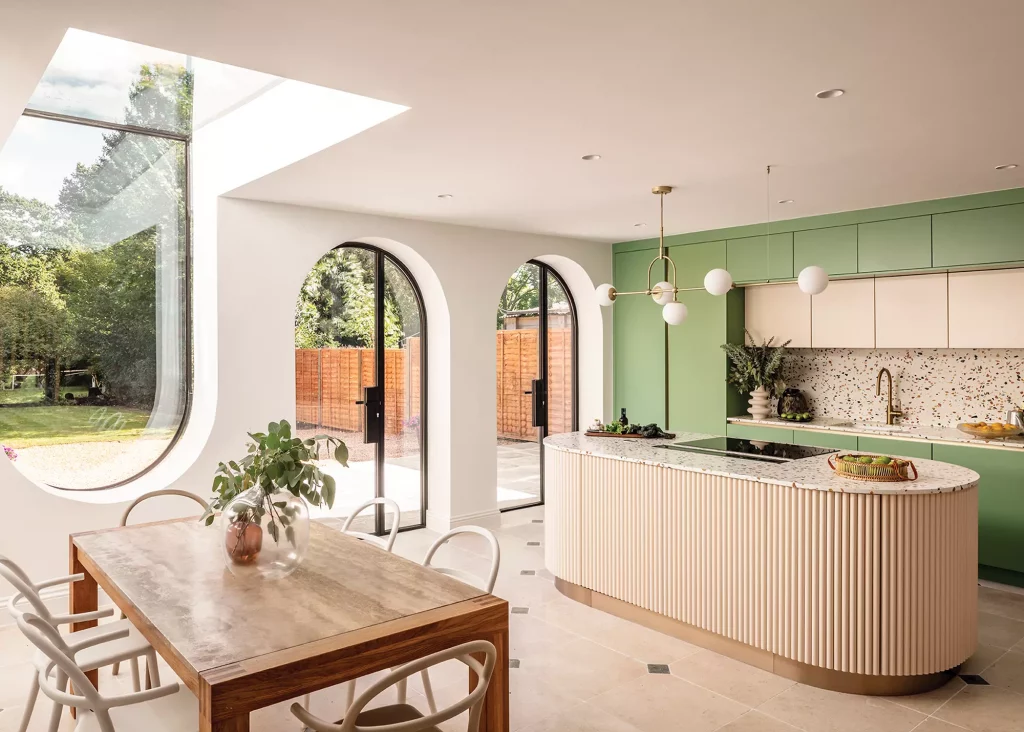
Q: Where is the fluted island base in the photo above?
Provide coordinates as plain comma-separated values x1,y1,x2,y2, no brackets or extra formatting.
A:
543,436,979,696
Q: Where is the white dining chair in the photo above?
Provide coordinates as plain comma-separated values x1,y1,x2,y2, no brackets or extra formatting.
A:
291,640,497,732
17,611,197,732
111,490,209,681
0,556,156,732
339,497,402,551
398,527,500,714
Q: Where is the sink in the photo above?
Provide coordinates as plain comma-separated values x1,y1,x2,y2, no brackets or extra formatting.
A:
860,424,908,433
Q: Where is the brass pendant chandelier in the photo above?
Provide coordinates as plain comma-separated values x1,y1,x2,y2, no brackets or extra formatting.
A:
595,172,829,325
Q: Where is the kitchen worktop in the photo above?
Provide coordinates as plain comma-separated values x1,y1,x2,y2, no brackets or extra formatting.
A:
726,415,1024,450
544,431,979,495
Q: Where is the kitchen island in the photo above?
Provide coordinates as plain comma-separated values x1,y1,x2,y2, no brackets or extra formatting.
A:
543,431,980,695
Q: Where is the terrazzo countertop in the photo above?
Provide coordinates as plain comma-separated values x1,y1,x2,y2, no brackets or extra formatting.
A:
544,431,979,495
727,415,1024,450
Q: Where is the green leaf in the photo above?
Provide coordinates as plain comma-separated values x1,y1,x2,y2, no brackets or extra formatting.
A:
266,432,280,449
285,525,296,547
334,442,349,467
279,421,291,441
204,514,216,526
268,421,280,435
322,473,336,508
267,519,279,542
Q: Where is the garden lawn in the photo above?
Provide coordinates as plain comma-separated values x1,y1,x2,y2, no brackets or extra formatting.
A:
0,387,88,405
0,405,166,448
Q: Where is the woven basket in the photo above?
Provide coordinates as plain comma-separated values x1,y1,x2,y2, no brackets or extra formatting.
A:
828,454,918,483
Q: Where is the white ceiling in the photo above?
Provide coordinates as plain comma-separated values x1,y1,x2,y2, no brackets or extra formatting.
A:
2,0,1024,242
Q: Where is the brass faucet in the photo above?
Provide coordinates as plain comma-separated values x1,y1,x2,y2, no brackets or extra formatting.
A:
876,367,903,425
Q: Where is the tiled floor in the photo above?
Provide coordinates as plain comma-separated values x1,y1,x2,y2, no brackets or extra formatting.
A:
3,508,1024,731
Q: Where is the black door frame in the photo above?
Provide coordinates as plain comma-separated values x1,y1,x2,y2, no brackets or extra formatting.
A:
499,260,578,512
335,242,428,533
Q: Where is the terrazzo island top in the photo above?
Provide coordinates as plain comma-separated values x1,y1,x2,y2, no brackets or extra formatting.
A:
727,415,1024,450
544,431,979,495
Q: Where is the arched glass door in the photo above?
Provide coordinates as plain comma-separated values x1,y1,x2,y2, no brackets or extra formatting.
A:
495,261,577,510
295,244,426,533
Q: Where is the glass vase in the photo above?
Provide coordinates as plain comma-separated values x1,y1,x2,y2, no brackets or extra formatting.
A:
220,485,309,579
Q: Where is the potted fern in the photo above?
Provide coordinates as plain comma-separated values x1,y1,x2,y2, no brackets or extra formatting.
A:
721,332,791,420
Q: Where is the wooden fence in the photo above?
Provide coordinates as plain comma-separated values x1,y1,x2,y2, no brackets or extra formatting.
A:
295,329,571,441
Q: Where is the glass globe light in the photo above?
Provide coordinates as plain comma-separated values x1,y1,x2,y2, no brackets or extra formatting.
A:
595,283,617,306
662,301,688,325
797,265,829,295
704,268,733,296
651,281,674,305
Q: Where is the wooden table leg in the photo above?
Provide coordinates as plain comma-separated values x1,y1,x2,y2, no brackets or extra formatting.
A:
474,620,510,732
69,540,99,699
201,716,249,732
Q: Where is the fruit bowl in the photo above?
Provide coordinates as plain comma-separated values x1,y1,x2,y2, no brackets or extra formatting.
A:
828,454,917,482
778,412,813,423
957,422,1024,439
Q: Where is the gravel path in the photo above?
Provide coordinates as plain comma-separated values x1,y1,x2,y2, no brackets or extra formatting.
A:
12,439,172,490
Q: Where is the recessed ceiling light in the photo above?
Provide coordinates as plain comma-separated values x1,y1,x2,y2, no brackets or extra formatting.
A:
582,154,602,161
634,223,646,227
995,163,1019,171
777,199,794,204
437,193,453,199
816,88,845,99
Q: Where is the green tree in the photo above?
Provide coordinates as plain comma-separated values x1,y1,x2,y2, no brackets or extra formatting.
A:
0,285,69,377
496,264,540,328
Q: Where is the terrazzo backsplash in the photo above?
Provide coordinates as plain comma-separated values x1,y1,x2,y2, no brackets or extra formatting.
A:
779,349,1024,428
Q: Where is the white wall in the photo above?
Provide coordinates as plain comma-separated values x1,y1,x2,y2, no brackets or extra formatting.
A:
0,195,611,593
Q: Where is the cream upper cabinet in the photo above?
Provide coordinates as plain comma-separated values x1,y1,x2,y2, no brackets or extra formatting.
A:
811,278,875,348
949,268,1024,347
744,282,811,347
874,273,948,348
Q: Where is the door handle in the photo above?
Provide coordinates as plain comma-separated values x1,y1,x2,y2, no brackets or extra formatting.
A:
523,390,532,395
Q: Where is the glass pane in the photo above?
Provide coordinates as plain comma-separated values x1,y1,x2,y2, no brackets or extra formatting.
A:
27,28,192,135
382,258,424,529
546,272,574,436
294,247,377,530
0,115,187,488
495,263,541,510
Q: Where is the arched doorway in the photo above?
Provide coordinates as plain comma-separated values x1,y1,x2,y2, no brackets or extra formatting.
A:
495,260,577,510
294,243,427,533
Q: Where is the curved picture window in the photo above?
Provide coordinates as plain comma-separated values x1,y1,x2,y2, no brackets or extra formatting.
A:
0,36,190,489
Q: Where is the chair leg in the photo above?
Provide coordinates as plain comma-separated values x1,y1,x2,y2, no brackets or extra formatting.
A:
112,659,121,676
420,669,437,714
345,680,355,710
129,657,141,692
146,650,161,687
47,672,68,732
396,677,407,704
17,672,39,732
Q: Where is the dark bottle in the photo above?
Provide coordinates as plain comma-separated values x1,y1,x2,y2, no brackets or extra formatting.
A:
619,408,629,426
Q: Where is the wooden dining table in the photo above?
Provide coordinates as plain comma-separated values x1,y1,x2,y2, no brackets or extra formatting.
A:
69,518,509,731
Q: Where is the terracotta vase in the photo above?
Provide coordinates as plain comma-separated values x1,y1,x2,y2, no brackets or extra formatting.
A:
224,521,263,565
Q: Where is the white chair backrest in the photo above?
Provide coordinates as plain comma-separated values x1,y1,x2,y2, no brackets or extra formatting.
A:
18,611,180,732
423,527,500,593
120,489,210,527
0,555,58,626
292,640,497,732
340,497,401,552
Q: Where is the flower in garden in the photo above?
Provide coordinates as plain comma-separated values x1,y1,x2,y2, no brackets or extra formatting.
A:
3,445,16,461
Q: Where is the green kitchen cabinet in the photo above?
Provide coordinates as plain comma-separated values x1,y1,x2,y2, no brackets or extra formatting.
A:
726,423,793,442
931,443,1024,576
856,436,932,460
932,203,1024,267
672,240,727,289
858,216,932,273
726,233,794,283
792,429,858,450
793,226,858,275
613,250,666,426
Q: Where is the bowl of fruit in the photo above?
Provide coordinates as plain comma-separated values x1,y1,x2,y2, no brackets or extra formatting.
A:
828,453,918,482
956,422,1024,439
779,411,813,423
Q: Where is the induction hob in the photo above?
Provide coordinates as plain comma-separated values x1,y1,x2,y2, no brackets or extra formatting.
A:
657,437,838,463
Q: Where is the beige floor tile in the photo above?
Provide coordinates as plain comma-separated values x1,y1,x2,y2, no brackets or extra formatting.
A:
517,700,644,732
525,636,647,701
670,650,795,707
716,711,803,732
982,649,1024,695
888,676,965,716
590,673,748,732
509,672,587,731
979,586,1024,622
910,719,972,732
933,684,1024,732
757,683,926,732
0,626,33,669
978,612,1024,650
960,645,1008,675
493,573,563,607
509,614,577,659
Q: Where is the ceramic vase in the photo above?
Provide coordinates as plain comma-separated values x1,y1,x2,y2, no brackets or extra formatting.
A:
221,485,309,580
748,386,772,420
